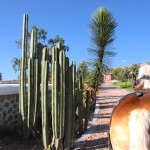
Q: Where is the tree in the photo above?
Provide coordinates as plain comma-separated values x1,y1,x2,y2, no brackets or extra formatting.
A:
12,26,69,73
12,25,47,73
112,64,140,85
112,67,123,80
129,64,139,79
88,7,117,90
78,61,88,83
48,35,69,52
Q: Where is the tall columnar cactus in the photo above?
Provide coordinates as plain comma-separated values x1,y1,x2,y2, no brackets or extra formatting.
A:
20,13,28,137
20,14,40,139
41,47,49,149
71,62,76,139
64,61,77,149
51,44,66,149
64,61,73,150
76,70,84,136
78,71,83,90
59,50,66,140
77,89,83,135
84,90,90,131
27,29,38,137
33,58,40,126
27,57,34,137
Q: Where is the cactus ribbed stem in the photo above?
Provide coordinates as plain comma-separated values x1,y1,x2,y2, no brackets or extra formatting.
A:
52,60,59,139
26,28,38,138
70,62,76,139
59,50,65,139
78,90,83,135
64,64,73,149
84,90,90,131
20,13,28,137
76,70,84,136
30,29,36,58
52,46,58,62
54,61,59,139
41,60,49,149
27,57,34,138
33,59,39,126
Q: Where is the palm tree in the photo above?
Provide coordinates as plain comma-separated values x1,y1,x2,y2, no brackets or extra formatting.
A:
88,7,117,90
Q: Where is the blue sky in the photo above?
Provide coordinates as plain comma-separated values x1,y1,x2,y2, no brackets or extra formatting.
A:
1,0,150,80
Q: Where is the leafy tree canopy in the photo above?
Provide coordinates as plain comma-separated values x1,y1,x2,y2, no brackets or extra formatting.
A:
112,64,140,82
78,61,88,81
12,25,69,73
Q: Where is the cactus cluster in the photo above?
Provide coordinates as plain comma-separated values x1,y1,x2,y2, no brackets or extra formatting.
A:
20,14,91,150
50,44,78,149
20,14,40,138
51,45,66,149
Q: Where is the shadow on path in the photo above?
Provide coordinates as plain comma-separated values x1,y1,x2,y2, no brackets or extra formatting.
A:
83,124,109,134
74,138,108,150
73,83,130,150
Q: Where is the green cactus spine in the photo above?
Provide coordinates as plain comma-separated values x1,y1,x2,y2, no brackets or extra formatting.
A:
20,13,28,137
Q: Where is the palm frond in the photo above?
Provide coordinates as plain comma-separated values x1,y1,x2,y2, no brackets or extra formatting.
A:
88,7,117,88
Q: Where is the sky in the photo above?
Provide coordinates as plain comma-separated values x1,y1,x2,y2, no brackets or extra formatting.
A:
1,0,150,80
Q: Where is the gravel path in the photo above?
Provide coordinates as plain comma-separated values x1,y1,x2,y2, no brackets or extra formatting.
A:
73,82,131,150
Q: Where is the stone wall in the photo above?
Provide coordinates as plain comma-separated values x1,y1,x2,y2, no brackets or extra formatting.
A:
0,84,52,128
0,94,19,127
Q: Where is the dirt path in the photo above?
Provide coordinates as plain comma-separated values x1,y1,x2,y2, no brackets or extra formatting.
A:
73,82,131,150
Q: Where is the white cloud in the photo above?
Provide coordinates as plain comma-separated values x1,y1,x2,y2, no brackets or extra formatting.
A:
121,59,127,63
